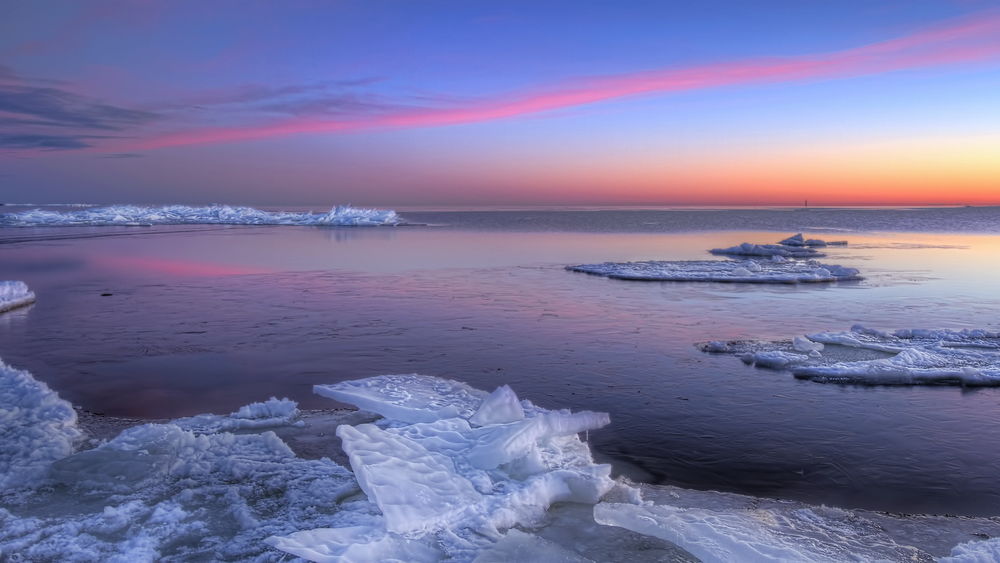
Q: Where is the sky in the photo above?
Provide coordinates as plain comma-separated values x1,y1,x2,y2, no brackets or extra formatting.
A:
1,0,999,207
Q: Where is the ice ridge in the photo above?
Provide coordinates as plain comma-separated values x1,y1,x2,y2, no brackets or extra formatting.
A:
0,281,36,314
568,259,861,284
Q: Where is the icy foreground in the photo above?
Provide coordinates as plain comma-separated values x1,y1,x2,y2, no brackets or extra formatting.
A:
703,325,1000,386
0,281,36,314
4,364,1000,561
568,258,861,284
0,204,401,227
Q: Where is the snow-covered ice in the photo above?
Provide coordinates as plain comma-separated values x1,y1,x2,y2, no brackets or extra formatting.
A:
709,242,824,258
172,397,302,433
0,280,36,314
0,359,80,488
0,204,401,227
779,233,848,247
703,325,1000,386
567,259,862,284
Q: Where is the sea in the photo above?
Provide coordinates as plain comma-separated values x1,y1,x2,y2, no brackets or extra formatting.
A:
3,205,1000,517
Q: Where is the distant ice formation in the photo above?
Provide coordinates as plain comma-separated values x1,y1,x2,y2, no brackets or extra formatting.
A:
779,233,848,247
0,281,36,314
702,325,1000,386
568,259,861,284
0,204,401,227
709,242,824,258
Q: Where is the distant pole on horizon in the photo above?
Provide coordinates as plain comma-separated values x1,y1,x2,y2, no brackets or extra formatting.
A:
804,199,808,208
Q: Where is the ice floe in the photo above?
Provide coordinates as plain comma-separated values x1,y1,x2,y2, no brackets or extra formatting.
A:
567,259,861,284
0,280,36,314
703,325,1000,386
0,204,401,227
710,242,824,258
779,233,848,247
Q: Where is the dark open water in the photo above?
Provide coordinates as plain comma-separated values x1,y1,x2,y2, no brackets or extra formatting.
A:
2,207,1000,516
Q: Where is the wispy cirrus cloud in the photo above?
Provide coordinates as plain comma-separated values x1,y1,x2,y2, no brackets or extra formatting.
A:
114,10,1000,152
0,65,158,150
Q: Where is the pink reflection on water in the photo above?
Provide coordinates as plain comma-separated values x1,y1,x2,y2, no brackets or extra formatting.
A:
96,255,269,277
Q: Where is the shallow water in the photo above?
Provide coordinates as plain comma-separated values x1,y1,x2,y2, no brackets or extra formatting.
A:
2,208,1000,516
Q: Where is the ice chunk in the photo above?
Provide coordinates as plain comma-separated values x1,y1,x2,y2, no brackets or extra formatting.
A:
745,350,811,369
703,341,730,353
778,233,848,247
0,204,401,227
315,374,491,423
272,375,614,560
0,358,81,488
594,501,930,563
173,396,301,433
792,335,824,353
0,281,36,314
567,259,862,284
469,385,525,427
710,242,824,258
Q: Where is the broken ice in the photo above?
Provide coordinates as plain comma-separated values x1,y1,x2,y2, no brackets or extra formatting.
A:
0,204,401,227
0,281,36,314
567,259,862,284
703,325,1000,386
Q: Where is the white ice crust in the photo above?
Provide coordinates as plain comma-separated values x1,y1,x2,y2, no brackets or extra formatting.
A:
172,397,302,433
0,281,36,314
710,242,823,258
0,358,80,488
0,204,401,227
941,537,1000,562
568,259,861,284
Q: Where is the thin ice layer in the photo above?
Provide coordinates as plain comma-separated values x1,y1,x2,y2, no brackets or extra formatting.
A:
0,359,80,488
0,204,400,227
567,259,861,284
271,375,614,560
709,242,823,258
0,281,36,314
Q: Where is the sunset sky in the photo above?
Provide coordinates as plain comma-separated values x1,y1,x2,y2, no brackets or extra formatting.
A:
2,1,999,207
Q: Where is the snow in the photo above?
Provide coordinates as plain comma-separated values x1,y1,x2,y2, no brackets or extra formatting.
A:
779,233,848,247
0,358,81,488
710,242,824,258
567,259,862,284
0,204,401,227
0,280,36,314
706,325,1000,386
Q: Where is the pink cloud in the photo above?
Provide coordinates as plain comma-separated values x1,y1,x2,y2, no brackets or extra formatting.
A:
122,11,1000,151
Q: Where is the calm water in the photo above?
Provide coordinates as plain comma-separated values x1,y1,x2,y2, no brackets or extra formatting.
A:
2,208,1000,516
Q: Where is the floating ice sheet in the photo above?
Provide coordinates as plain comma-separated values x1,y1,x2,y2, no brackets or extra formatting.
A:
0,281,36,314
709,242,824,258
703,325,1000,386
568,259,861,284
0,204,401,227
